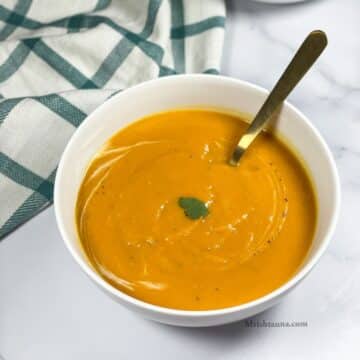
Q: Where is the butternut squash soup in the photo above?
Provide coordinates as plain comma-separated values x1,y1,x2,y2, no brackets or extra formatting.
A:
76,109,317,310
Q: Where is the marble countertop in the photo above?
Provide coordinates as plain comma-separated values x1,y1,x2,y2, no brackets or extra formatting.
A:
1,0,359,358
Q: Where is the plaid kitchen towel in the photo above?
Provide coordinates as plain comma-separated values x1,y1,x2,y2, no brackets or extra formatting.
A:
0,0,226,239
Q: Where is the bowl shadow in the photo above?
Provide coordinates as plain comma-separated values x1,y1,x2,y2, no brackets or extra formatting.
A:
148,304,282,347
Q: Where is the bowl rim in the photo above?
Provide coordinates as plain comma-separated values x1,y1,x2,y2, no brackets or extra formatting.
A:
54,74,341,318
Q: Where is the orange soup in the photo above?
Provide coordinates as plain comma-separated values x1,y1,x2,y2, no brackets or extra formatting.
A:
76,109,317,310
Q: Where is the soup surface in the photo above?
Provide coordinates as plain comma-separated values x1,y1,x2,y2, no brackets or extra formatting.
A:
76,109,316,310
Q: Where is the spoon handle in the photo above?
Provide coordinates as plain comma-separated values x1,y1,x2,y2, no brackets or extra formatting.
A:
230,30,328,166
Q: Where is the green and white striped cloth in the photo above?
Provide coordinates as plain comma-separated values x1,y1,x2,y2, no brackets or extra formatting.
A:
0,0,226,239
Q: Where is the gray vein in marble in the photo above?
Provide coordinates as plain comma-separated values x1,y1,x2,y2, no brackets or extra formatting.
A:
246,17,360,95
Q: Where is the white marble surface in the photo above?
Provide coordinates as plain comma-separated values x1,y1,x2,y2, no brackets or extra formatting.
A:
1,0,359,358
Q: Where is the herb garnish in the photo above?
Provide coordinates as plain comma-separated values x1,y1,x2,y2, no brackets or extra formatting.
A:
178,197,209,220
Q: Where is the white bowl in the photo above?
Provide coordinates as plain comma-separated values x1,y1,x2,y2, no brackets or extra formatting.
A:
54,74,340,327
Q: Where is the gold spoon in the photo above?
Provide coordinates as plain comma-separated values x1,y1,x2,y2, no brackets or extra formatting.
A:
229,30,328,166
